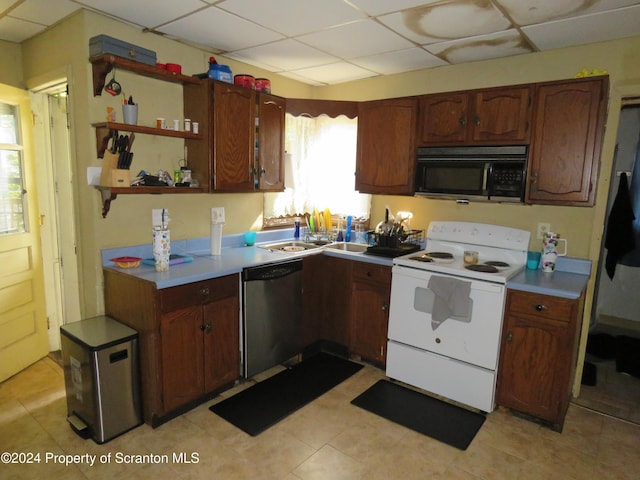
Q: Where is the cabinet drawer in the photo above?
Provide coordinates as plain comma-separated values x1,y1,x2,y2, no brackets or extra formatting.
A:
159,275,239,313
352,262,391,286
507,290,574,323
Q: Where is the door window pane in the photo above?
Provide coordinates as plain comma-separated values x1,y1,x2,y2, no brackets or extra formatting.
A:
0,102,26,235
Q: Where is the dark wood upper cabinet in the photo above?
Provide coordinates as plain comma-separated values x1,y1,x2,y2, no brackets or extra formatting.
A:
257,94,285,191
418,86,532,146
356,97,417,195
184,79,285,192
526,77,608,206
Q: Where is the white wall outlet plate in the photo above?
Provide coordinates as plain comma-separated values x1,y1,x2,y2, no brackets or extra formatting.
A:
536,222,551,239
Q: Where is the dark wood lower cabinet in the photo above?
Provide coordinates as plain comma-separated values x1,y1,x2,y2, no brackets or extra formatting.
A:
349,262,391,366
104,269,240,426
497,289,584,431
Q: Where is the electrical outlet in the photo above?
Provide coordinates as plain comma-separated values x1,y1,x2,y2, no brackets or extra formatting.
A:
536,222,551,240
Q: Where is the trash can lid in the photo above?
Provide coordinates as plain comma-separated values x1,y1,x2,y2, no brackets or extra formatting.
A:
60,315,137,350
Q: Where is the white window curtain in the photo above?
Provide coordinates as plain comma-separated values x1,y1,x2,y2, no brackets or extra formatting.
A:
264,113,370,222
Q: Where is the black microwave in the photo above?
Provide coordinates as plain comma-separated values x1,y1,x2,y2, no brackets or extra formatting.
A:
414,145,528,202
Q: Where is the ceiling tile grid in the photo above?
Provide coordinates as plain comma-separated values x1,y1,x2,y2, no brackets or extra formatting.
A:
1,0,639,85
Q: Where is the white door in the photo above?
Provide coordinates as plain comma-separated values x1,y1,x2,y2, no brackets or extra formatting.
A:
0,83,48,381
30,86,81,351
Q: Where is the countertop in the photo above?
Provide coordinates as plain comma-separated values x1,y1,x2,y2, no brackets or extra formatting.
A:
102,229,393,289
506,256,592,300
103,229,592,299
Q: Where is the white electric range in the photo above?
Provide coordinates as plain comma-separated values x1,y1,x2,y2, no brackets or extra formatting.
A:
386,221,530,412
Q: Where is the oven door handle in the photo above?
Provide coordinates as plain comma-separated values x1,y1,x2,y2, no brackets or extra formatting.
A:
483,162,490,194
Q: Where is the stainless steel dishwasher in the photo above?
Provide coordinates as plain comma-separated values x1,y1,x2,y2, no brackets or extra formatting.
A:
242,259,303,378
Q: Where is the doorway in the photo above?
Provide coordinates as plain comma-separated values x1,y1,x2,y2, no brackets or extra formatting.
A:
30,83,81,352
575,102,640,424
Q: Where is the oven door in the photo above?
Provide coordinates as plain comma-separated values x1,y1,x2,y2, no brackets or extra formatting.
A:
387,265,506,370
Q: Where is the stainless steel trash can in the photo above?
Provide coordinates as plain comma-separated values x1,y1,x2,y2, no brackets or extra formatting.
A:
61,315,142,443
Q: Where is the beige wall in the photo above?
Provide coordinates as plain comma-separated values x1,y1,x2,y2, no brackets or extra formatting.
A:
0,39,24,88
15,9,640,391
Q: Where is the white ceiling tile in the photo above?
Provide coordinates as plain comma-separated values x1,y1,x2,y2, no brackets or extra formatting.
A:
379,1,511,45
496,0,640,26
426,30,532,65
10,0,77,26
0,16,46,42
278,71,326,87
296,19,414,59
290,61,378,84
74,0,206,28
158,6,284,52
350,47,448,75
347,0,440,16
523,5,640,51
226,39,337,71
218,0,366,36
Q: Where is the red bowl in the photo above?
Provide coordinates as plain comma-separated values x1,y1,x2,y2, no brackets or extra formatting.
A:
110,256,142,268
165,63,182,74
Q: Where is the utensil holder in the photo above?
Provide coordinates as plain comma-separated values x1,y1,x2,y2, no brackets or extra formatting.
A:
122,104,138,125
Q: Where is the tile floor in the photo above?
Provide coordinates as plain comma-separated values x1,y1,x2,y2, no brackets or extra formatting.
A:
1,356,640,480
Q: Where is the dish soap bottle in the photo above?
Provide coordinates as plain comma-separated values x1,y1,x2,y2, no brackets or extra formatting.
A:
207,56,233,83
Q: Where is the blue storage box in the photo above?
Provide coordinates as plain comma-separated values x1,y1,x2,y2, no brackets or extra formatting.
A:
90,35,157,66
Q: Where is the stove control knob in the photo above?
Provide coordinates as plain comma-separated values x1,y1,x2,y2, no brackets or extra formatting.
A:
435,338,441,344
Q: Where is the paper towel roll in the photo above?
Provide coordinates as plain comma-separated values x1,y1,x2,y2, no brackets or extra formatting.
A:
211,224,223,255
153,228,170,271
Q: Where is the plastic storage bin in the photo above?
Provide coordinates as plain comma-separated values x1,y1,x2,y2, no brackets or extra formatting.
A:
61,315,142,443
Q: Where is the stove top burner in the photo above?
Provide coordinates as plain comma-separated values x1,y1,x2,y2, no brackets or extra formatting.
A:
425,252,454,259
408,254,434,262
484,261,510,268
465,264,499,273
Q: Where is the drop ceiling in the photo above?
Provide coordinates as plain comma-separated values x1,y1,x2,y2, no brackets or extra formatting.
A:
2,0,640,85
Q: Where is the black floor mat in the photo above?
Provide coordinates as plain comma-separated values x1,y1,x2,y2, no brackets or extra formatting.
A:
210,352,363,436
351,380,485,450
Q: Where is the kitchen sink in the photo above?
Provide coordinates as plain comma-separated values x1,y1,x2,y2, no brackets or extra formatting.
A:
258,240,323,253
324,243,368,253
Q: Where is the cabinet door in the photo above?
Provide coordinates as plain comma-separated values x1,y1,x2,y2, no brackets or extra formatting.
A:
160,306,204,412
213,82,255,191
319,256,352,346
471,86,532,143
526,77,607,205
418,93,468,145
350,264,391,365
203,296,240,392
356,97,417,195
257,93,285,191
497,313,573,422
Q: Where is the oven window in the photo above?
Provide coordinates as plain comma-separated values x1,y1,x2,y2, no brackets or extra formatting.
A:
420,162,486,195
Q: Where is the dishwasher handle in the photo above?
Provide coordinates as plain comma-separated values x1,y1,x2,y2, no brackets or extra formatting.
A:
243,260,303,281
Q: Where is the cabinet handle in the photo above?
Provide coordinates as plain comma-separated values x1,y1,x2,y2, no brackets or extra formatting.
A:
199,287,210,298
381,303,388,312
201,322,212,333
506,332,513,343
458,116,466,126
530,172,538,184
535,304,547,312
472,115,480,126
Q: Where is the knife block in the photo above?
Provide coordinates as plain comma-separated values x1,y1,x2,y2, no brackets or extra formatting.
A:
100,151,129,187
